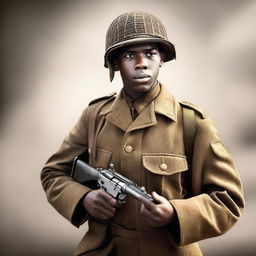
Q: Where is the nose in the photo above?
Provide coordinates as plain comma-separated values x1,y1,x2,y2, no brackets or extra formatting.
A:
135,54,147,69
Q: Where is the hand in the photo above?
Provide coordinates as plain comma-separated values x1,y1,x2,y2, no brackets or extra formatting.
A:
82,189,118,220
139,191,177,228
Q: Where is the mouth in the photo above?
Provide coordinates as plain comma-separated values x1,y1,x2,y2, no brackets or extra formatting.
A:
133,75,151,80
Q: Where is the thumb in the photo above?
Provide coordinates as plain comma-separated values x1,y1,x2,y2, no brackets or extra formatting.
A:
152,191,166,204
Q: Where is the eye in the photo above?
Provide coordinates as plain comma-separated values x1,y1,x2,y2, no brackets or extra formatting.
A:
124,53,135,59
145,51,156,58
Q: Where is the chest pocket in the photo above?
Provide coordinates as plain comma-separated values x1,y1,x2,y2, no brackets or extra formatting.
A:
93,148,112,169
142,153,189,199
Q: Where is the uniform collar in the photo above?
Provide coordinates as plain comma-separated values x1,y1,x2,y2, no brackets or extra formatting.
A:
100,83,177,132
154,84,177,122
123,82,160,116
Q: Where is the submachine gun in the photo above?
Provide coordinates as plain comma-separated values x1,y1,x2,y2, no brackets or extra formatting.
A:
71,157,153,203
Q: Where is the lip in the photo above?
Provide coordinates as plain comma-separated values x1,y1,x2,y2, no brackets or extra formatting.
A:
133,74,151,79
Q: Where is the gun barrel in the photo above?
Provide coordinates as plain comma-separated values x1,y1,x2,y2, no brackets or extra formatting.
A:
124,185,153,202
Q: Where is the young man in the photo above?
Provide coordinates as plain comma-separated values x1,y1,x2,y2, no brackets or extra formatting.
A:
41,11,244,256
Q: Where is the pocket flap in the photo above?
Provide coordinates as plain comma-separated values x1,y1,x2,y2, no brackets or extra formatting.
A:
142,154,188,175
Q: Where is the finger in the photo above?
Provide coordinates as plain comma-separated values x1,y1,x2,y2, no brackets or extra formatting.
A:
151,191,167,204
95,211,113,220
98,206,116,219
138,196,155,211
140,203,156,218
99,190,118,206
94,195,117,213
92,202,116,218
140,209,158,227
99,199,117,213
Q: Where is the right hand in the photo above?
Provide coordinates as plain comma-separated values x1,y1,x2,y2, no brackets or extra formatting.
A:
83,189,118,220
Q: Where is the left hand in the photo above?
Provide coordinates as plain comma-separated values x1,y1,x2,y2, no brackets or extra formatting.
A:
139,191,177,228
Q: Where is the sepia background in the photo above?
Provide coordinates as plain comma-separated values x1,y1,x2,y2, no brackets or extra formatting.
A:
1,0,255,255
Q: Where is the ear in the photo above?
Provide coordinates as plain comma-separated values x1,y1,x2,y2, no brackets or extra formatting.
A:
113,60,119,71
159,52,164,67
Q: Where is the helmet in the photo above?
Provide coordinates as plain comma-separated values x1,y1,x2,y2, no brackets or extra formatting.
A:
104,11,176,81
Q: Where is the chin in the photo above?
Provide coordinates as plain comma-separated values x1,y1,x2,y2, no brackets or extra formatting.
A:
123,79,157,98
134,84,154,95
134,82,151,88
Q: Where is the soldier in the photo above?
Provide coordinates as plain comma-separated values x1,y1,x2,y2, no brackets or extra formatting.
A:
41,11,244,256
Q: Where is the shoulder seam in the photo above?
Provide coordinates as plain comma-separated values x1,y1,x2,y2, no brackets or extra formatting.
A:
180,101,206,119
89,92,116,106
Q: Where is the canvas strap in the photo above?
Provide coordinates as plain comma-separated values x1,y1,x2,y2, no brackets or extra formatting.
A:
182,106,197,196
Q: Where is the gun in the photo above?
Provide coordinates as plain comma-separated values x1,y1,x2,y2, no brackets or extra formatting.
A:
71,157,153,203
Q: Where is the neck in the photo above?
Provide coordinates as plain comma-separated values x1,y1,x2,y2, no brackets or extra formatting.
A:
124,81,158,100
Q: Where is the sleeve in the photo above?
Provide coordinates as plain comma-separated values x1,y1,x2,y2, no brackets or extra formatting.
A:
170,114,245,245
41,107,92,227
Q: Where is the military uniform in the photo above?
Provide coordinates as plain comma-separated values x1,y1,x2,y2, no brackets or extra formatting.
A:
41,83,244,256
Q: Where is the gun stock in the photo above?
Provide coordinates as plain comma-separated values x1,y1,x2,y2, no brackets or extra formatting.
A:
71,157,99,184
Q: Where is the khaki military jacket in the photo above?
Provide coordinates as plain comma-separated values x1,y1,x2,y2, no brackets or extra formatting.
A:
41,84,244,256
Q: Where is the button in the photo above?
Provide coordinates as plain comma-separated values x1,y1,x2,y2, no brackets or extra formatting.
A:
124,145,133,153
160,163,168,171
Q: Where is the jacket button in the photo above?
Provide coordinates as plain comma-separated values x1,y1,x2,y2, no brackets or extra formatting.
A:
160,163,168,171
124,145,133,153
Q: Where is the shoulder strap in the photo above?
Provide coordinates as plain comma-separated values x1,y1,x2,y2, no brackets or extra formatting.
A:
87,95,115,164
182,106,196,197
182,106,196,169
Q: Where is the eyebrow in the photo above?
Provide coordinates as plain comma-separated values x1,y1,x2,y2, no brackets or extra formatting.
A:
124,47,157,53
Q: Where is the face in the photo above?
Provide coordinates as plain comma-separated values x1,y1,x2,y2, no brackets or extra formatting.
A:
116,43,164,99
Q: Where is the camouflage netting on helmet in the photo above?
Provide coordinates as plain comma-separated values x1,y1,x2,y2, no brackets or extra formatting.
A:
104,11,176,81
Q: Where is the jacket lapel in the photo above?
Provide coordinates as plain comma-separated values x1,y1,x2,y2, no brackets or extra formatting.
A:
154,85,177,122
102,93,133,131
101,84,177,132
127,102,157,132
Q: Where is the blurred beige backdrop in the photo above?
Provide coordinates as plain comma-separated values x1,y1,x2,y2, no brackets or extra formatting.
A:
1,0,255,255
